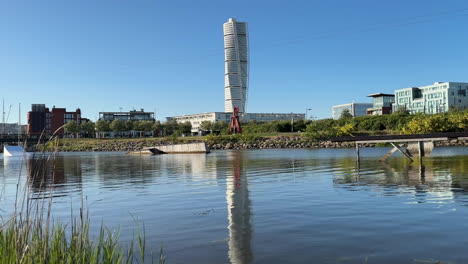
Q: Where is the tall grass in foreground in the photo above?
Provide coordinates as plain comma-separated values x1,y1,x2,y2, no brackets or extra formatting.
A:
0,138,165,263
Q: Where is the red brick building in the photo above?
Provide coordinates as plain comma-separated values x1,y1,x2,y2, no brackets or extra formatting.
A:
27,104,88,137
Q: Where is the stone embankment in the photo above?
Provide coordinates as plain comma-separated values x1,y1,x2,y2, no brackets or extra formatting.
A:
207,137,468,150
207,136,356,150
435,139,468,147
84,140,186,152
40,137,468,152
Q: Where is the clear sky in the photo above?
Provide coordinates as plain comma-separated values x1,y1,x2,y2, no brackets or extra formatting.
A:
1,0,468,123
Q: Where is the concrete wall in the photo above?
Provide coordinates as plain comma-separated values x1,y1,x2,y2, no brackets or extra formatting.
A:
407,141,434,157
156,142,209,153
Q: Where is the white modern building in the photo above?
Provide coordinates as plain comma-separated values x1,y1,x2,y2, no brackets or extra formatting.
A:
332,103,373,120
393,82,468,114
167,112,305,133
224,18,248,113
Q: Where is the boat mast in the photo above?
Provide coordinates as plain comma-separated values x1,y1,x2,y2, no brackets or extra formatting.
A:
18,103,21,145
2,98,4,136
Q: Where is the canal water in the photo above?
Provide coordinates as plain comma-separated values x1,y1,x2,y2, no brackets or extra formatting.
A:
2,148,468,263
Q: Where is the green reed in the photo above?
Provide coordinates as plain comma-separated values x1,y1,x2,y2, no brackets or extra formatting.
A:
0,138,165,264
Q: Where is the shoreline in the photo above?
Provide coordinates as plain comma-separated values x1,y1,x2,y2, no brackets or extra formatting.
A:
28,136,468,152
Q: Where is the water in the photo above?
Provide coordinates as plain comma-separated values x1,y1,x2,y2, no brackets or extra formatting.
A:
2,148,468,263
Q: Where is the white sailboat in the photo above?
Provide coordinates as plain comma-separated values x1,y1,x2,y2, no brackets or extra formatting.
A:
3,145,26,157
2,102,28,158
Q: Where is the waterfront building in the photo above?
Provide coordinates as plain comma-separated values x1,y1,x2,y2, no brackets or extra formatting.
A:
27,104,50,136
98,109,155,122
332,103,373,120
0,123,27,136
393,82,468,114
167,112,305,133
224,18,249,113
27,104,87,137
366,93,395,115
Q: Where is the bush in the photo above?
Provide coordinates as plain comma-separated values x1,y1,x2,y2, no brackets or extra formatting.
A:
305,119,356,142
205,133,263,145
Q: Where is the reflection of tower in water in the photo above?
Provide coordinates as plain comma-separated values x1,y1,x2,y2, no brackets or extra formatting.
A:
226,151,253,264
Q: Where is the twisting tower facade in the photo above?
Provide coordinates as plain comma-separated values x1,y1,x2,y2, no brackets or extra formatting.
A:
224,18,249,113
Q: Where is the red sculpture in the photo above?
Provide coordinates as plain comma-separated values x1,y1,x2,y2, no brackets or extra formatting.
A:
228,107,242,134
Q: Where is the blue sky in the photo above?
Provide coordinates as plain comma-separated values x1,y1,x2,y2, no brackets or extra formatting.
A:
1,0,468,122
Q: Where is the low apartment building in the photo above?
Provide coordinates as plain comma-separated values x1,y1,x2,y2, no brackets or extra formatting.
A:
99,109,155,121
27,104,87,137
167,112,305,133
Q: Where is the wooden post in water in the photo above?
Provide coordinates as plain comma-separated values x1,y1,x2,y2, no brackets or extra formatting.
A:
355,143,360,164
418,141,423,164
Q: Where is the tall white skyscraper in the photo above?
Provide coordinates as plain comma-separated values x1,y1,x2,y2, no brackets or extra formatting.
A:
224,18,249,113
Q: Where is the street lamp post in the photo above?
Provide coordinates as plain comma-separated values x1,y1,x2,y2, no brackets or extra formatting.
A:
305,108,312,120
290,112,294,133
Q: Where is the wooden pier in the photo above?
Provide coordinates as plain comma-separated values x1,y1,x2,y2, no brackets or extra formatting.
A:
332,132,468,163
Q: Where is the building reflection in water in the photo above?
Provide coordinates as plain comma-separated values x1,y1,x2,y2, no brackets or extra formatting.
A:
226,151,253,264
331,157,468,203
25,154,82,196
93,153,217,186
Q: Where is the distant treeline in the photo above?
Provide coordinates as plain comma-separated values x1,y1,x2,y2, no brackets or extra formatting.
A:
62,109,468,141
64,119,192,138
199,119,311,134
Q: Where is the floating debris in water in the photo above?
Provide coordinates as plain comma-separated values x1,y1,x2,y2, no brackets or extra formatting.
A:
197,209,215,216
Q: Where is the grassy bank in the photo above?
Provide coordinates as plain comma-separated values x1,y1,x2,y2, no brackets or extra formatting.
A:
38,137,203,152
36,133,304,152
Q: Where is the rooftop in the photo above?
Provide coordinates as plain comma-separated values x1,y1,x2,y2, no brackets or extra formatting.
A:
332,102,373,108
367,93,395,98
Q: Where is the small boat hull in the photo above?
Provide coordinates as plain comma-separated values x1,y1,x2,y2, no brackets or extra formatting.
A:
127,148,162,155
3,145,28,157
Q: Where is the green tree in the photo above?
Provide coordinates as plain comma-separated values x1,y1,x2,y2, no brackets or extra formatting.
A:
152,121,163,137
340,109,353,119
110,119,125,136
200,121,214,132
213,121,227,132
164,120,179,135
142,121,154,133
132,121,144,137
124,120,134,132
80,121,95,138
64,120,80,137
179,121,192,135
95,120,110,132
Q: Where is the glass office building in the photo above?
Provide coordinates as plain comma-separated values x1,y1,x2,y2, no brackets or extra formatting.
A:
332,103,373,120
393,82,468,114
367,93,395,115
